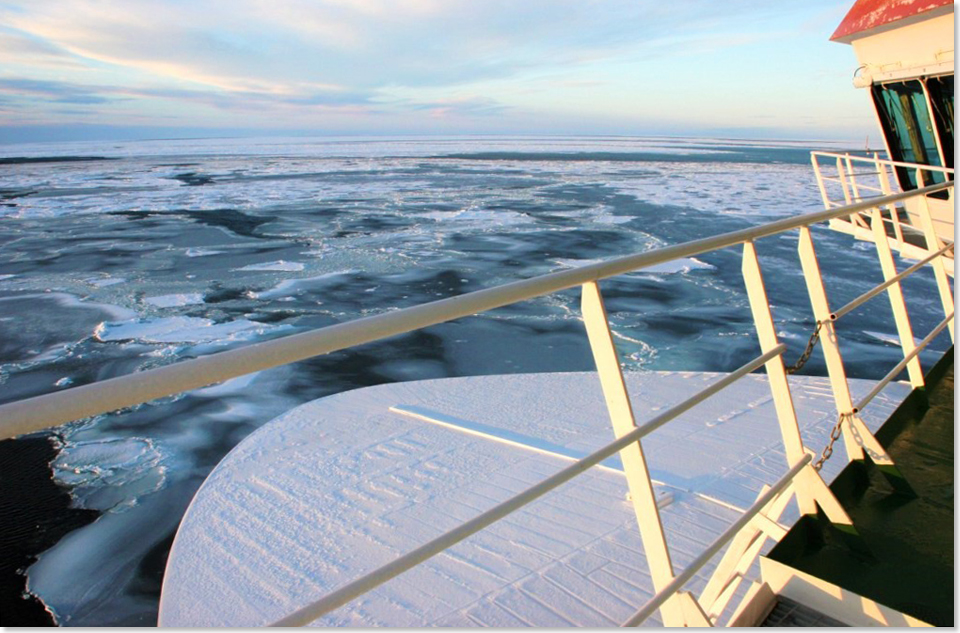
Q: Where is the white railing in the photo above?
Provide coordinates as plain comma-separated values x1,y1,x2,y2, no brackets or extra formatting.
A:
0,181,953,627
811,151,954,209
811,151,955,254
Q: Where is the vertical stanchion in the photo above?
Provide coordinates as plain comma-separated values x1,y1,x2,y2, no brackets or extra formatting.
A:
875,155,905,248
811,154,831,208
869,207,925,388
836,157,853,205
914,170,954,342
741,240,857,528
581,281,685,627
797,228,910,492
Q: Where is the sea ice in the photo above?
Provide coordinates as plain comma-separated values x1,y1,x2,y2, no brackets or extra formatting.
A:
51,437,166,513
85,277,127,288
184,248,225,257
143,293,205,308
94,316,288,344
235,260,305,272
553,257,714,274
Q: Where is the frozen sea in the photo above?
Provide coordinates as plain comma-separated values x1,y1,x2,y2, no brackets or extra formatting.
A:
0,136,950,625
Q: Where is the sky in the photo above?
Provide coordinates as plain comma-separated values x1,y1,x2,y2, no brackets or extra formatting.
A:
0,0,879,144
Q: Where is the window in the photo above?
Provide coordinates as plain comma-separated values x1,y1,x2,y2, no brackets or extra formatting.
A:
871,79,947,191
925,75,954,170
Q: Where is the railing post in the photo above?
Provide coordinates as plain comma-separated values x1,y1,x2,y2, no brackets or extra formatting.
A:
845,155,862,202
797,228,910,492
836,157,870,230
698,483,795,621
875,154,905,249
869,207,925,388
580,281,685,627
810,153,832,208
741,240,858,527
914,170,954,343
837,157,853,205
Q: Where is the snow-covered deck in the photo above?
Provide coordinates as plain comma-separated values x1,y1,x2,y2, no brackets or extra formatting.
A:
158,371,911,627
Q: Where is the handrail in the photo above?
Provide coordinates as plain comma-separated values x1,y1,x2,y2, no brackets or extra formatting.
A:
270,344,787,627
832,241,955,320
854,311,954,413
811,151,956,176
621,453,812,627
0,181,950,440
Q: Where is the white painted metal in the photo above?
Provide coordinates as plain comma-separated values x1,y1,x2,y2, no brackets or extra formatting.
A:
831,241,954,321
741,240,856,530
875,155,906,248
698,483,794,621
814,151,955,178
0,181,949,441
740,242,808,470
269,346,787,627
914,170,955,342
854,311,954,413
580,281,684,626
797,227,901,470
811,152,955,261
621,455,812,628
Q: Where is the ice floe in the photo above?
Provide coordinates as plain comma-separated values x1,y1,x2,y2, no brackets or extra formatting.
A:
143,293,205,308
94,316,289,344
234,260,305,272
51,437,166,513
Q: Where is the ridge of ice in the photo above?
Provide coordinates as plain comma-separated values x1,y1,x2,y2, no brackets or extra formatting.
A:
51,437,166,513
235,260,305,272
553,256,714,274
94,316,289,344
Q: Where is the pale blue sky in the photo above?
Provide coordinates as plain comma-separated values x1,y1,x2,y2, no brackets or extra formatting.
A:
0,0,877,144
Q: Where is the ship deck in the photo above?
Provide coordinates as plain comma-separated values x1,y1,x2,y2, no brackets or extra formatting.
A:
766,350,954,627
158,370,913,627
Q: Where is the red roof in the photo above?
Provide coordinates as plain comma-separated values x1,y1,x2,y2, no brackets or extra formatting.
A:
831,0,953,43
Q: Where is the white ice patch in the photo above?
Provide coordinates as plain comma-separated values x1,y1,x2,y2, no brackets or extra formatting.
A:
553,257,714,274
85,277,126,288
144,293,205,308
863,330,921,346
94,316,288,344
252,270,355,300
415,207,528,226
185,248,224,257
51,437,166,513
235,260,305,272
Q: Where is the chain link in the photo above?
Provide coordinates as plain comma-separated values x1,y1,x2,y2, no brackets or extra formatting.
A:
785,321,824,375
813,411,853,471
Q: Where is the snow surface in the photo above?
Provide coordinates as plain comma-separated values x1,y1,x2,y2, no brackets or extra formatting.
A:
159,371,910,627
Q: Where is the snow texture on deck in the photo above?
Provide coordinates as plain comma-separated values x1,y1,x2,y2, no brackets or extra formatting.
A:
159,371,910,627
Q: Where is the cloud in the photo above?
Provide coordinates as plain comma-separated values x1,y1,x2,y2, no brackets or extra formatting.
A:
0,76,378,113
0,28,85,68
0,77,117,104
0,0,856,137
1,0,795,94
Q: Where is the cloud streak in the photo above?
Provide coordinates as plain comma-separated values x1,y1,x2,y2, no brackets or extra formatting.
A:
0,0,872,140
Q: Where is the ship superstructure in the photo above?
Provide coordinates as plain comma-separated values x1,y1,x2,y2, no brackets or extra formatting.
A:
812,0,954,262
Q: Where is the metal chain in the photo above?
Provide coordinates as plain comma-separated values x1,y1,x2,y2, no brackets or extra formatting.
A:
785,321,824,375
813,411,853,471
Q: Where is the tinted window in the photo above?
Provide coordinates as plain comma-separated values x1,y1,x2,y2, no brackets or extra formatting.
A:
872,80,946,190
926,75,954,170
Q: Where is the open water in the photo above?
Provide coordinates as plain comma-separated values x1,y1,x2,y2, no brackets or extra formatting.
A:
0,136,950,625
